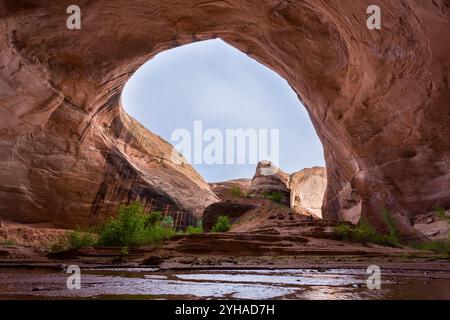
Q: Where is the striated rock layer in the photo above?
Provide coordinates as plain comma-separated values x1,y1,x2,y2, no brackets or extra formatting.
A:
0,1,449,239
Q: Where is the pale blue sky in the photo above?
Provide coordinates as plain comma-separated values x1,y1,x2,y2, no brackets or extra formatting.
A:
122,39,324,182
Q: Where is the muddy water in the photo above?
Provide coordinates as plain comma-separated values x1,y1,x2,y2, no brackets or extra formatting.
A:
0,268,449,300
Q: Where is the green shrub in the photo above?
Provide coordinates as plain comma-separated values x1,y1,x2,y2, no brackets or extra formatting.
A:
48,203,176,251
185,225,203,234
263,191,284,203
334,218,400,247
230,186,244,197
147,211,163,226
211,215,231,233
97,202,175,247
47,231,97,252
67,231,98,249
412,240,450,255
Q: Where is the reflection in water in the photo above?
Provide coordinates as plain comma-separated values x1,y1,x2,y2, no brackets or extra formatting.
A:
0,268,449,300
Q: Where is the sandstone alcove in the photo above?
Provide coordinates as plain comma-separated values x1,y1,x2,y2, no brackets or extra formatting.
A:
1,1,449,241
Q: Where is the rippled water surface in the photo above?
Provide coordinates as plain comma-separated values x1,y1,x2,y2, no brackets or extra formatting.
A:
0,268,449,300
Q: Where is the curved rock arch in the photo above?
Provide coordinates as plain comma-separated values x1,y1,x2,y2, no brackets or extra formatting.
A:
0,1,449,239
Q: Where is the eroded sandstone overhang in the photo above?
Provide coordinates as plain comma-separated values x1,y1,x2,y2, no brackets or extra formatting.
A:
0,1,449,240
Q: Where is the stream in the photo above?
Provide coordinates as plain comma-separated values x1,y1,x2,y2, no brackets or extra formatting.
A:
0,267,449,300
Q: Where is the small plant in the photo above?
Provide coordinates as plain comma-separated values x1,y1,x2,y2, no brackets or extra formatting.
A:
211,215,231,233
412,240,450,256
1,239,16,246
229,186,244,197
334,215,400,247
185,225,203,234
434,207,448,220
67,231,98,249
263,191,284,203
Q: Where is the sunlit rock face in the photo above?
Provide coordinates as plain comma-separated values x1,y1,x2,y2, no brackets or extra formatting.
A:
290,168,327,219
0,1,449,239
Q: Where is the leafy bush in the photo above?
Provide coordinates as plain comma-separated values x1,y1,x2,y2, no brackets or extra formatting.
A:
211,215,231,233
147,211,163,226
334,216,400,247
67,231,98,249
48,203,176,252
96,202,175,247
229,186,244,197
263,191,284,203
48,231,97,252
185,225,203,234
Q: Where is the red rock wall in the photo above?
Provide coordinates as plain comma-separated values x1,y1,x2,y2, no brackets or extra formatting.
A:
0,1,449,239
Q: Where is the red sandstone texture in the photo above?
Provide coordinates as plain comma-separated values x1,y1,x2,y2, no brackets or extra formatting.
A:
0,1,449,240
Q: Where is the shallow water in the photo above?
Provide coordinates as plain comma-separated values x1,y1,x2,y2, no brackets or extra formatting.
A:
0,268,449,300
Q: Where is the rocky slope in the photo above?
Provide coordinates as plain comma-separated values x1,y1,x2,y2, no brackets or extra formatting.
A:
0,1,449,239
204,162,324,232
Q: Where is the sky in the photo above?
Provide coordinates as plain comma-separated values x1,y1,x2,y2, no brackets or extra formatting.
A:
122,39,325,182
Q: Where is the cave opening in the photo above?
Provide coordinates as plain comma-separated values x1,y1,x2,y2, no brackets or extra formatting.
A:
120,39,327,218
121,39,325,179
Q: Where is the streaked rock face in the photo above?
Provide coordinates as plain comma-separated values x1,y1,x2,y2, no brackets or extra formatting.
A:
0,1,449,239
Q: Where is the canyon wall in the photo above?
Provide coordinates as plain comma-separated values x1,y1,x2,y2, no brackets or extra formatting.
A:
0,1,449,239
